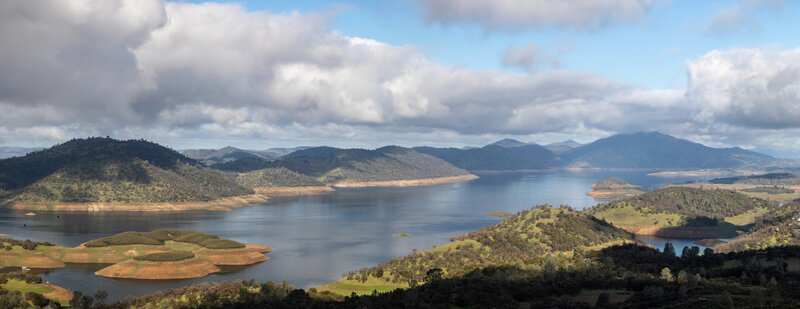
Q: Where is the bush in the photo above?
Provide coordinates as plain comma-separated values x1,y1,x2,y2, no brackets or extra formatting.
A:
84,231,163,247
199,238,245,249
133,251,195,262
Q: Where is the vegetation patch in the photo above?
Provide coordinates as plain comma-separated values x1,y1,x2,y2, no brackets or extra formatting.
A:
133,250,194,261
487,211,512,217
392,233,411,237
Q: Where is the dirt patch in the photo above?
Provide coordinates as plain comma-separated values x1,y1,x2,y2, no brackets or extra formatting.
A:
254,186,334,195
244,244,274,253
9,194,267,212
0,251,65,268
194,248,268,265
42,283,73,304
333,175,478,188
95,257,221,279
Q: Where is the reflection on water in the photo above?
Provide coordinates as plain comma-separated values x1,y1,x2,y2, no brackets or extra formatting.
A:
0,170,709,301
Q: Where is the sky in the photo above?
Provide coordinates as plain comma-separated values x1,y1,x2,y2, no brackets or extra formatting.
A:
2,0,800,157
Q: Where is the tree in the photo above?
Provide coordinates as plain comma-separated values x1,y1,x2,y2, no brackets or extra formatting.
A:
660,267,673,282
596,292,610,307
424,268,443,283
94,290,108,305
703,247,714,256
677,270,688,283
719,291,734,309
663,243,676,257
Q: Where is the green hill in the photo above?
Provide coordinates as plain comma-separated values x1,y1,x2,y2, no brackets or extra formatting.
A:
334,205,632,288
0,138,252,205
586,187,772,237
234,167,324,188
717,202,800,252
413,144,559,171
216,146,471,184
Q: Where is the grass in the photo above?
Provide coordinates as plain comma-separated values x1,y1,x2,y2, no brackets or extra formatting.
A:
319,276,407,296
1,279,71,306
725,207,769,226
591,204,683,227
392,233,411,237
563,289,632,306
487,211,512,217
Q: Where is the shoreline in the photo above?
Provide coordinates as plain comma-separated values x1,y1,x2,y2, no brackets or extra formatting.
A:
254,186,334,195
332,174,478,188
8,193,268,212
618,225,737,239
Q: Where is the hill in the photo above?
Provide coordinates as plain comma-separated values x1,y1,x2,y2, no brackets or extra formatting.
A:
413,144,559,171
183,147,275,165
234,167,324,188
214,146,472,185
487,138,529,148
0,147,42,159
545,140,582,154
586,187,772,238
563,132,775,168
322,205,633,293
262,146,312,158
716,202,800,252
0,138,253,206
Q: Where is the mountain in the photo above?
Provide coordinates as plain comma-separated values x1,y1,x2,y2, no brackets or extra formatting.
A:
487,138,529,148
586,186,771,237
262,146,313,158
266,146,471,184
563,132,775,168
414,144,559,171
0,147,43,159
183,146,275,165
0,137,252,204
544,140,582,154
233,167,324,188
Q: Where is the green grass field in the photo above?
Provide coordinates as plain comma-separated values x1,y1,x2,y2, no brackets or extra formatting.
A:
319,276,407,296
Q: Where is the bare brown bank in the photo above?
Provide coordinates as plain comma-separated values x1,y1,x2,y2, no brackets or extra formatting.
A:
332,174,478,188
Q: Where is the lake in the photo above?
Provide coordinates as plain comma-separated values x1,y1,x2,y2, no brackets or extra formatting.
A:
0,170,712,301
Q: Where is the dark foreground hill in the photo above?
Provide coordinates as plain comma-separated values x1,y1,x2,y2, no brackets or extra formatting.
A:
0,138,252,205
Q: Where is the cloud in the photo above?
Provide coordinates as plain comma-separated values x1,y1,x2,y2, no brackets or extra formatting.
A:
501,44,560,72
707,0,787,35
415,0,656,31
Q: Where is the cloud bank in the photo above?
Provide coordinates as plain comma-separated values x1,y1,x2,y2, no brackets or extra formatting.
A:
0,0,798,154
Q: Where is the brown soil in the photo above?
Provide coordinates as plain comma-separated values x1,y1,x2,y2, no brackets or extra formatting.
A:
333,175,478,188
244,244,274,253
694,239,727,247
620,225,724,238
9,194,267,212
42,283,73,304
95,257,221,279
194,248,268,265
0,251,65,268
254,186,334,195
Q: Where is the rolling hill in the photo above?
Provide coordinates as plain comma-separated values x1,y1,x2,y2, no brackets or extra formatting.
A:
0,138,253,205
183,147,275,165
563,132,775,168
716,202,800,252
414,143,559,171
585,187,772,237
233,167,324,188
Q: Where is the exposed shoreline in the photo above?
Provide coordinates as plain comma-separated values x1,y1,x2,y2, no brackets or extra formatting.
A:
8,194,268,212
254,186,334,195
332,174,478,188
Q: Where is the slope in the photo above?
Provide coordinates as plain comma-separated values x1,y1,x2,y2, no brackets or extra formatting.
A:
716,202,800,252
0,138,253,206
413,144,559,171
183,147,275,165
586,187,772,237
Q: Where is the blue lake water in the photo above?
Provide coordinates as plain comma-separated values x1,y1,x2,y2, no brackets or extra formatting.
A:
0,170,714,301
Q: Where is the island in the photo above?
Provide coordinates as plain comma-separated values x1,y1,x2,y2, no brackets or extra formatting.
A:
1,230,272,280
586,177,647,199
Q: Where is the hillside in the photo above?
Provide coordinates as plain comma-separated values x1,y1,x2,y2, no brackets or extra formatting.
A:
586,187,772,237
544,140,582,154
716,202,800,252
564,132,775,168
234,167,324,188
331,205,633,288
413,144,559,171
0,138,253,206
183,147,275,165
215,146,472,184
0,147,42,159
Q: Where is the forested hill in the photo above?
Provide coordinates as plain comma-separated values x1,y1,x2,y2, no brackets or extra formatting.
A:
213,146,472,184
182,146,275,165
413,144,559,171
564,132,774,168
0,137,252,204
717,202,800,252
347,205,633,285
589,187,770,219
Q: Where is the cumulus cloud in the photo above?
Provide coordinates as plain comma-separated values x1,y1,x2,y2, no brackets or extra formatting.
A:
707,0,787,35
501,44,560,72
415,0,656,31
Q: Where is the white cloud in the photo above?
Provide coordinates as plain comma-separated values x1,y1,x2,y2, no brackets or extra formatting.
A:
707,0,787,35
501,44,560,72
415,0,656,31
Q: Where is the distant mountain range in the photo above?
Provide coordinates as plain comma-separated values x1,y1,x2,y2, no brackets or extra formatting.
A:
415,132,777,171
182,146,314,165
0,147,43,159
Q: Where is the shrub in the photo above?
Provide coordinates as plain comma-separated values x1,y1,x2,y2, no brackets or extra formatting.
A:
133,251,195,262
